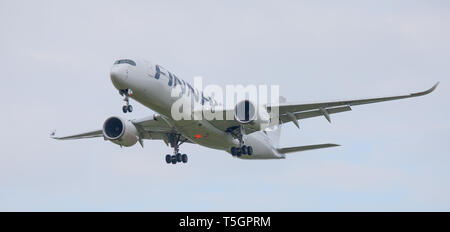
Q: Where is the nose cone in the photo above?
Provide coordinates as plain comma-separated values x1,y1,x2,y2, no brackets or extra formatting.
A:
110,66,128,89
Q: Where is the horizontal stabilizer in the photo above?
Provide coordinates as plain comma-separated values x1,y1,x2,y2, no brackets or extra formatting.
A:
277,143,340,154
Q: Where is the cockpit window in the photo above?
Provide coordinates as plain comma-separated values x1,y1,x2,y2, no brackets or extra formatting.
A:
114,59,136,66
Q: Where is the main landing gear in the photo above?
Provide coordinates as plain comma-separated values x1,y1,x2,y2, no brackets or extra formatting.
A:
119,89,133,113
228,125,253,157
165,153,188,164
165,134,189,165
231,145,253,157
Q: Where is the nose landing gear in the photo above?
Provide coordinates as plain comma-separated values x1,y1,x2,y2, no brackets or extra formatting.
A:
122,105,133,113
119,89,133,113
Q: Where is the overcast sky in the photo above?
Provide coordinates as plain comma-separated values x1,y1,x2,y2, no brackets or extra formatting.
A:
1,0,449,211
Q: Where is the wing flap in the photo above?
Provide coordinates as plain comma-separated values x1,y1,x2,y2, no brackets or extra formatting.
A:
279,105,352,123
131,115,174,133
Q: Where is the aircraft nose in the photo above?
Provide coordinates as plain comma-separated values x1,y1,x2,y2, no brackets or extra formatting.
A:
110,66,128,89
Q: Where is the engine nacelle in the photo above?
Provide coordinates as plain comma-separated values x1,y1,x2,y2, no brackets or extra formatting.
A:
102,116,139,147
234,100,270,130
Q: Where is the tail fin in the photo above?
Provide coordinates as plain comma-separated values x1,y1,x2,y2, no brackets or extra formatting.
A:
277,143,340,154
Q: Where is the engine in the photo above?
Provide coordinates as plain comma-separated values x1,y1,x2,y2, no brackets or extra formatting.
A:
234,100,270,130
102,116,139,147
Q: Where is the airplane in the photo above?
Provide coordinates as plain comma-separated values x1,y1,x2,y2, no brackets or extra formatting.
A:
51,58,439,164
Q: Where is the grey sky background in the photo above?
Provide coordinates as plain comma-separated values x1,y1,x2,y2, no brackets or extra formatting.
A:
0,0,449,211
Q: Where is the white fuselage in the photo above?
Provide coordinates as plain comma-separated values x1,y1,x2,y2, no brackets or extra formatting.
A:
110,59,284,159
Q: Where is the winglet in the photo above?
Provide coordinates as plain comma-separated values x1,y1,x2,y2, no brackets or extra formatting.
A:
411,82,439,97
50,130,57,139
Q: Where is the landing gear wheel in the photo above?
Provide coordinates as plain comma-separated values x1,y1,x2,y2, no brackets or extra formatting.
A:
181,154,188,163
231,147,237,156
236,148,242,157
231,145,253,157
171,155,177,164
247,146,253,156
165,134,188,164
241,145,247,155
165,154,172,164
120,89,133,114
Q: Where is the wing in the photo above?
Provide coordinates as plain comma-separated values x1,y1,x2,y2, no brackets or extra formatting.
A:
270,82,439,125
208,82,438,133
51,115,192,144
50,129,103,140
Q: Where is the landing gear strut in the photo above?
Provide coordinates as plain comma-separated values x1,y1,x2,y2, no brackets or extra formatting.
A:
229,125,253,157
165,134,188,165
119,89,133,113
